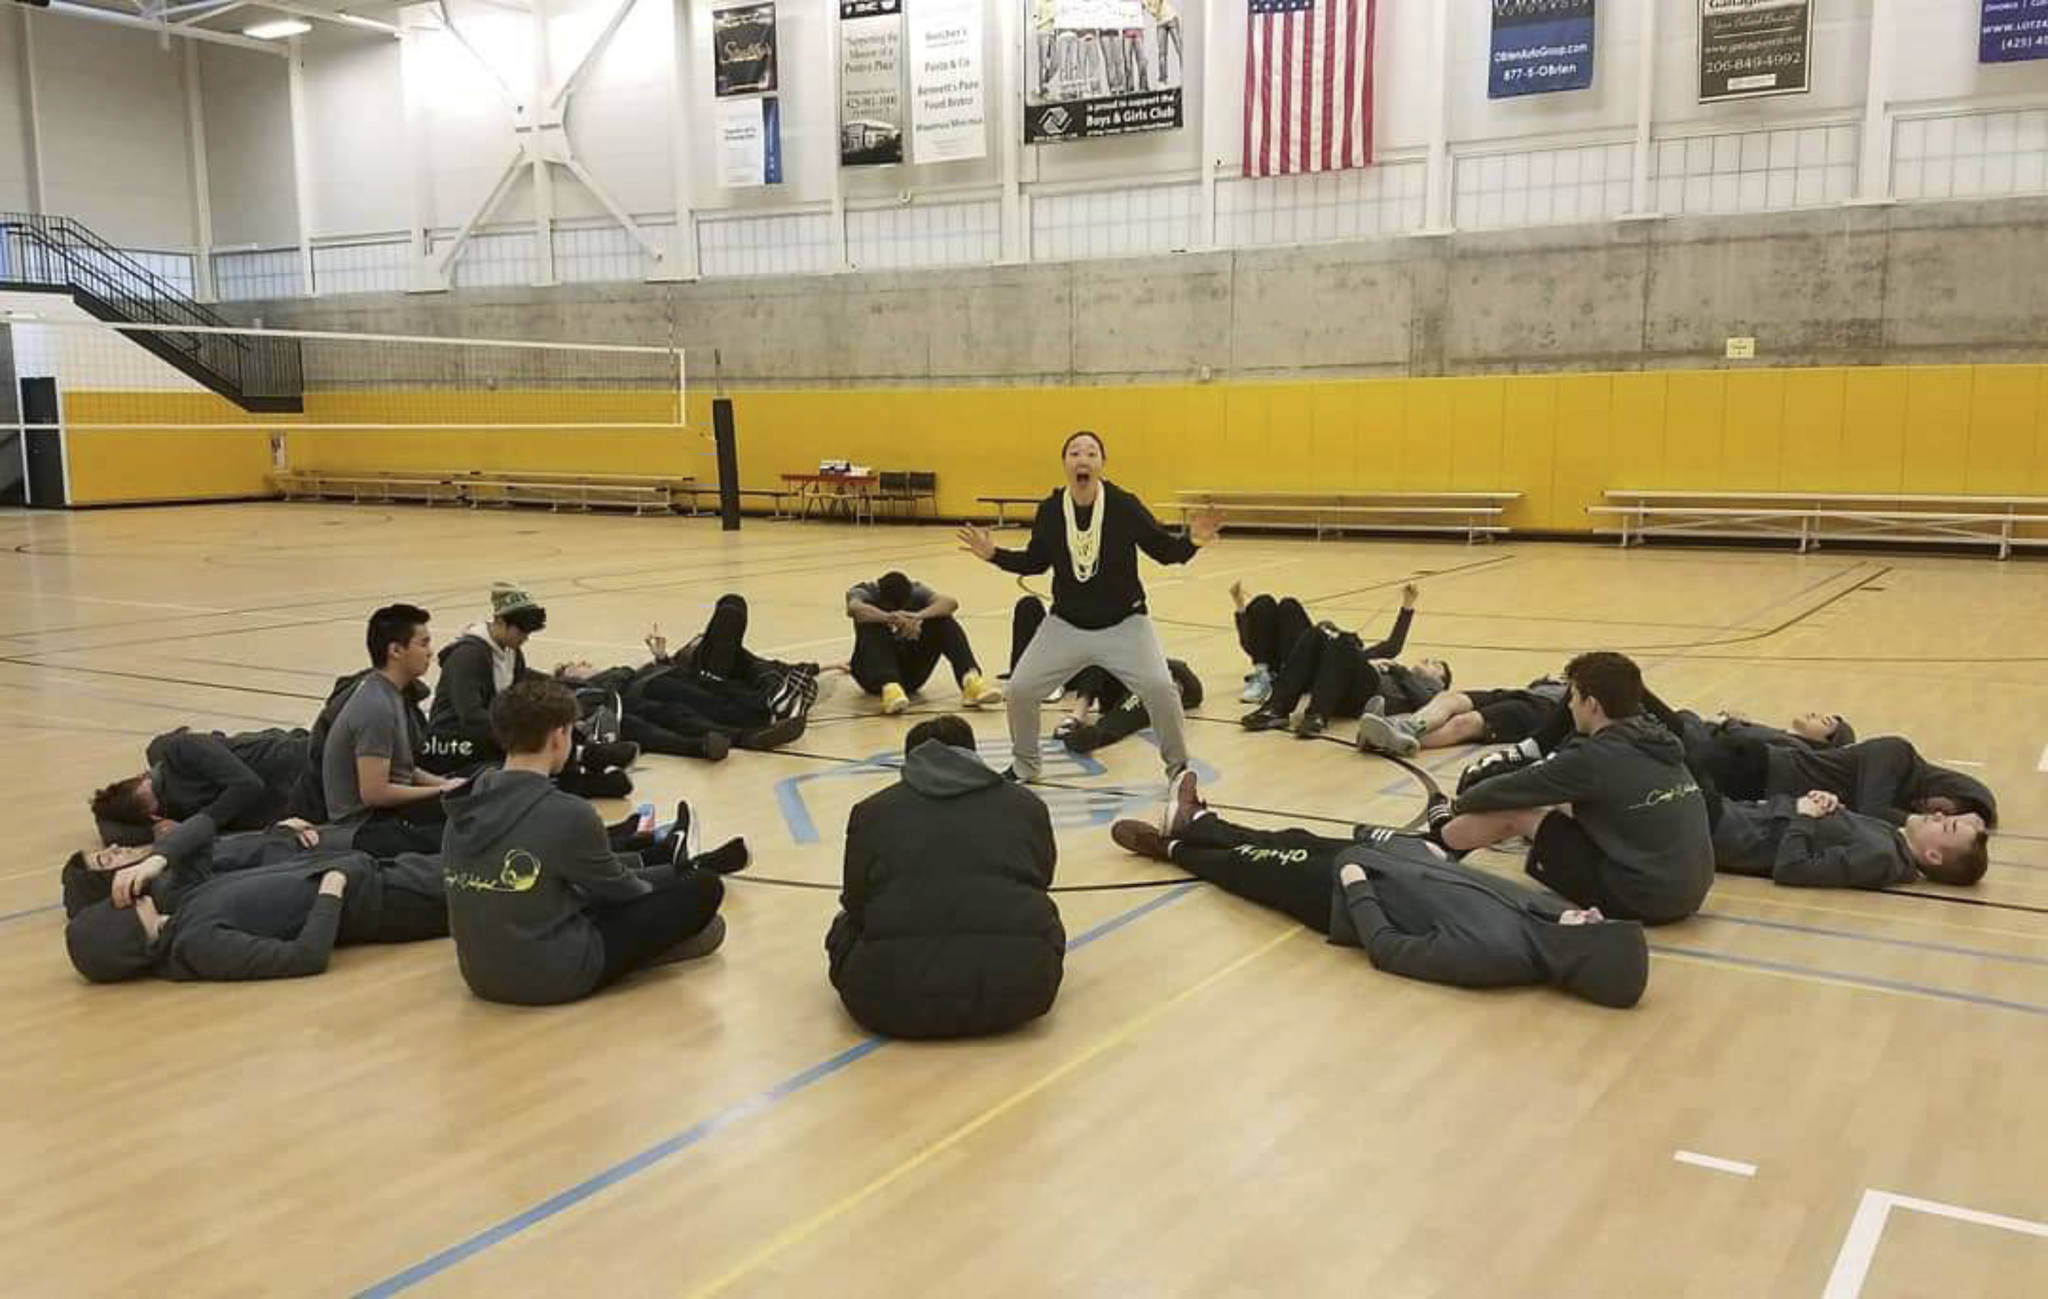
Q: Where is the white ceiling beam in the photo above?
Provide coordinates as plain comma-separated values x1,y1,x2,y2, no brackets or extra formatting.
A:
45,1,289,54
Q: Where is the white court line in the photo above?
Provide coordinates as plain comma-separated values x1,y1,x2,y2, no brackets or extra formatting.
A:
1822,1188,2048,1299
0,591,228,614
1935,758,1986,768
1672,1150,1757,1178
2039,743,2048,773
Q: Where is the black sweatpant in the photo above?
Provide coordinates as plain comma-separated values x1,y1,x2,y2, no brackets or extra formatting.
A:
352,800,447,858
1169,814,1349,932
591,871,726,988
1266,625,1375,719
1236,595,1312,669
337,860,451,944
850,616,979,694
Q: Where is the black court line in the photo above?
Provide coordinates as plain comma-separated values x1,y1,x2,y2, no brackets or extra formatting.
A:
1881,890,2048,917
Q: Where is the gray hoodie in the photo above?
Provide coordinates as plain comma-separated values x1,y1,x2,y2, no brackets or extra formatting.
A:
440,767,677,1005
1453,714,1714,924
1711,796,1918,890
1326,839,1648,1008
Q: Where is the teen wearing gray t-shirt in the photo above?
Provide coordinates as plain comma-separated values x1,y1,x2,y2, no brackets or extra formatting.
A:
322,603,465,857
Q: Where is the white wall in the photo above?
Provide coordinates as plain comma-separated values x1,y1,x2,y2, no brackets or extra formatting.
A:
200,44,296,248
26,15,195,249
3,0,2047,292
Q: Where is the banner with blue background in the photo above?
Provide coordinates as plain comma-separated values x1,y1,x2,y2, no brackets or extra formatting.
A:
1981,0,2048,63
1490,0,1596,99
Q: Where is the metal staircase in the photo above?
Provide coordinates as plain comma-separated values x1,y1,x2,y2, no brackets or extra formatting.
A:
0,213,303,414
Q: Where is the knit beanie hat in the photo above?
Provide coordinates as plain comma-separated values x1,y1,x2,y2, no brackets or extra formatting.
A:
65,902,156,983
491,583,541,618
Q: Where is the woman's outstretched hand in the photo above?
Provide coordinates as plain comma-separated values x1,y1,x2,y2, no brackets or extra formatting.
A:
957,524,997,561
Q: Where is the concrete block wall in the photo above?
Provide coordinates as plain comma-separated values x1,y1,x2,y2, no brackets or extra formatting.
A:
240,197,2048,385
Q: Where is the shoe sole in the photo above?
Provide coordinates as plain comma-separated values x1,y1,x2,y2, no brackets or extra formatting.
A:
1355,714,1418,756
882,695,909,715
1160,768,1195,836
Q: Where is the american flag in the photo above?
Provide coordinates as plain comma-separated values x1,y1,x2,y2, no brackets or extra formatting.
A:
1243,0,1376,178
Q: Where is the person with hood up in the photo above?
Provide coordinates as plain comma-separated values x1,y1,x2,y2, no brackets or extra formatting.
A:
63,849,448,984
89,726,311,848
440,678,742,1006
1696,733,1998,829
826,714,1065,1039
423,583,639,793
1431,651,1714,926
1108,772,1646,1008
1711,790,1989,889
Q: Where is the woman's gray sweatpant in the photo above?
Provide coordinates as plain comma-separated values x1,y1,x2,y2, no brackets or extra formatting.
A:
1005,612,1187,780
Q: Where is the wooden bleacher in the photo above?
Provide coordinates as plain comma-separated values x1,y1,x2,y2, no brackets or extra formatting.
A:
1160,489,1519,543
271,469,809,517
976,495,1042,527
1589,490,2048,560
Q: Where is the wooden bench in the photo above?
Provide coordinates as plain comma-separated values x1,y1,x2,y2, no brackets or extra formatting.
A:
456,473,679,514
272,470,463,506
1590,491,2048,560
1163,490,1520,543
977,495,1042,527
674,484,799,518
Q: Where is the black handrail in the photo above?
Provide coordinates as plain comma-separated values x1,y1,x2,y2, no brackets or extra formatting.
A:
0,211,302,409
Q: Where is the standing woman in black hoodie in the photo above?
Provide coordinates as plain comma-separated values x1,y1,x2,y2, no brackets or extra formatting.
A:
957,431,1221,785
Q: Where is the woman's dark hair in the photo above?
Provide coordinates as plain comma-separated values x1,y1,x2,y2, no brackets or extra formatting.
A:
1061,430,1106,459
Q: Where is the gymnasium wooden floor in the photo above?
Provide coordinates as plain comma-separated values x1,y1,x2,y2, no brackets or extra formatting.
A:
2,502,2045,1298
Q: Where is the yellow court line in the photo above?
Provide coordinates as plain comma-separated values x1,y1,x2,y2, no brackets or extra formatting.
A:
683,925,1302,1299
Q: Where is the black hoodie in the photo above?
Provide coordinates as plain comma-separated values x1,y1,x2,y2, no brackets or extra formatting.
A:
1453,714,1714,924
440,767,678,1005
137,728,307,839
827,740,1064,1039
1765,736,1998,827
1326,839,1648,1008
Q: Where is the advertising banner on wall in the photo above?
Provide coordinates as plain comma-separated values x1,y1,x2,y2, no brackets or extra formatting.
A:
1024,0,1185,145
908,0,988,162
1698,0,1810,102
1981,0,2048,62
713,2,778,97
1489,1,1595,99
842,0,905,166
717,96,784,186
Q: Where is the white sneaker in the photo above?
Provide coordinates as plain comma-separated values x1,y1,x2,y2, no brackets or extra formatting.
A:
1239,666,1273,705
1356,713,1420,757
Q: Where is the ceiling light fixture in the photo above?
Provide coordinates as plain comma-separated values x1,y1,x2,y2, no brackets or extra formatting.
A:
243,18,313,39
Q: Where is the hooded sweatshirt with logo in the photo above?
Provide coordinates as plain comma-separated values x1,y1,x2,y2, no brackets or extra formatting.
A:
827,739,1064,1039
439,767,681,1005
1327,838,1648,1008
1451,714,1714,924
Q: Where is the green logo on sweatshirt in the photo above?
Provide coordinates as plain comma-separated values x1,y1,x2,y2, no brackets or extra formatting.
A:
447,849,542,894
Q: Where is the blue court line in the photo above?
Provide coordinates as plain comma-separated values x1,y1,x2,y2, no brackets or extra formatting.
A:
1648,943,2048,1017
1697,910,2048,968
353,880,1202,1298
0,901,60,925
